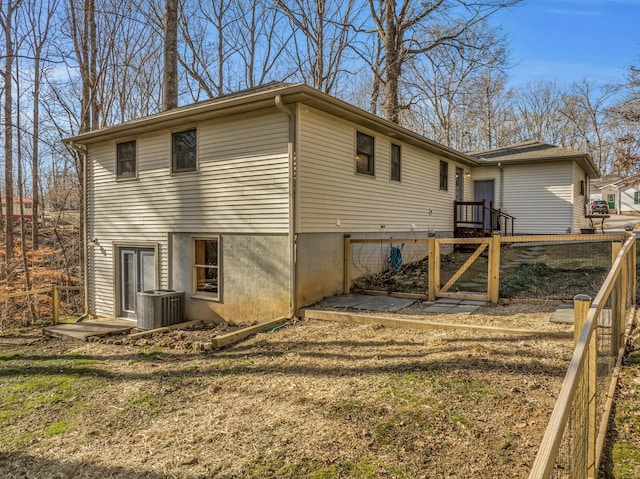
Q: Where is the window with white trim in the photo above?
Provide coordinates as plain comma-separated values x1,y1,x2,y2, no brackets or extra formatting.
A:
635,191,640,205
193,238,219,298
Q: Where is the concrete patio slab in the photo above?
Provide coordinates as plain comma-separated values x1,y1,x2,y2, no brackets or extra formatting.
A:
550,306,612,328
43,318,135,341
314,294,415,312
314,294,483,315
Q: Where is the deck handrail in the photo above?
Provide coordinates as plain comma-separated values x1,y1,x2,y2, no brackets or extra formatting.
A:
454,201,515,236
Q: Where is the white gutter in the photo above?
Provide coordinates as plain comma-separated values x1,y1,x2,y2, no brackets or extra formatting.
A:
275,95,298,320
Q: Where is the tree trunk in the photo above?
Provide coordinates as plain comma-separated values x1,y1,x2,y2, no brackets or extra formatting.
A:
15,62,38,323
32,54,41,250
163,0,179,110
382,0,401,123
2,1,15,271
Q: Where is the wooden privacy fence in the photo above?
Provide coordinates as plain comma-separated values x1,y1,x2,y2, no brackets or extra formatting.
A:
344,232,631,302
528,233,636,478
0,285,83,325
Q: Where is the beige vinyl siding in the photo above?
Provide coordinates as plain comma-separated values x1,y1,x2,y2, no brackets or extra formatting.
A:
470,166,501,208
297,106,462,233
502,162,574,234
572,161,589,232
620,187,640,213
87,111,290,317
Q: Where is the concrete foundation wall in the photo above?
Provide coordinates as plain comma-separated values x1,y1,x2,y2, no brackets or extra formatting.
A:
295,231,444,309
171,233,290,325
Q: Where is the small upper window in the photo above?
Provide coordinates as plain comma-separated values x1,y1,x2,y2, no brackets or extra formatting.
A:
116,140,136,179
172,129,197,173
194,238,219,298
391,144,401,181
356,131,374,176
439,161,448,191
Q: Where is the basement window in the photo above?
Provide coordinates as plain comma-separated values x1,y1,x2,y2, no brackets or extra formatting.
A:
193,237,220,299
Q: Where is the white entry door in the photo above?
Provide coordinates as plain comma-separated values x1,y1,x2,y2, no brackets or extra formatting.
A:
119,248,156,320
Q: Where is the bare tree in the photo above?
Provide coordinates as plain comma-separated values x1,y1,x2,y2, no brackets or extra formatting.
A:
234,0,291,88
0,0,23,269
177,0,237,100
163,0,178,110
406,21,509,150
366,0,521,123
24,0,58,250
465,69,514,151
611,65,640,175
276,0,359,94
560,80,619,173
510,80,566,144
14,56,37,321
67,0,97,133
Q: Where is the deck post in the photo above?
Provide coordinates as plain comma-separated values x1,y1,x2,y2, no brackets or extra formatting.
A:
52,286,60,325
488,231,501,304
611,241,622,355
625,226,636,306
573,294,596,478
428,233,436,301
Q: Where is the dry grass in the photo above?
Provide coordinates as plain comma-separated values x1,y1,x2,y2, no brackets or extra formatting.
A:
0,306,574,479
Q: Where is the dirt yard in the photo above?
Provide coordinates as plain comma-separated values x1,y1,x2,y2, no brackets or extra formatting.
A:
0,305,574,479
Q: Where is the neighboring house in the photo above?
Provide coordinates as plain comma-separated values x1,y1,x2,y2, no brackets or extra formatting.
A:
469,141,600,235
64,83,479,325
590,174,640,214
1,196,33,221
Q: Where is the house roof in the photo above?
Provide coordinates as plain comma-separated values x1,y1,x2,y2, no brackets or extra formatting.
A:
469,140,601,178
64,82,478,167
591,173,640,190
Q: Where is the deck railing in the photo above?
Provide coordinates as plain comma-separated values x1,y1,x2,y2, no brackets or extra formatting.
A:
454,200,515,236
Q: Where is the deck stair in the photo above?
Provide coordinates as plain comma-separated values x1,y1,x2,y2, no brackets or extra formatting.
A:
454,200,515,238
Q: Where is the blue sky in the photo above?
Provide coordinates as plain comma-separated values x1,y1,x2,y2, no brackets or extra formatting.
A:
493,0,640,87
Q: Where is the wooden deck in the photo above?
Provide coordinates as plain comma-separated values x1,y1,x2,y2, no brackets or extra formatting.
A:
43,318,135,341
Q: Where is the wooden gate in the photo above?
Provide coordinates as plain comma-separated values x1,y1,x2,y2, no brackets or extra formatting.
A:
428,234,501,303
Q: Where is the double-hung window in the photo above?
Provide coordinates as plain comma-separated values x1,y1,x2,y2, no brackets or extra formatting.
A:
391,144,401,181
356,131,374,176
116,140,136,179
439,161,448,190
172,129,197,173
193,238,220,299
635,191,640,205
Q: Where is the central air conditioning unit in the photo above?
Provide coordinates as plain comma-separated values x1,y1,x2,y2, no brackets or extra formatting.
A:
137,289,185,330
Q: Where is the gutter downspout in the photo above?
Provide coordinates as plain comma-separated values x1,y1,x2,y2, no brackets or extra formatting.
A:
69,141,90,321
275,95,297,320
498,162,504,210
